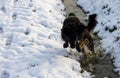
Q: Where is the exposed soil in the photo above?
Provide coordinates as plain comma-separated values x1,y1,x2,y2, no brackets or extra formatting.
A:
63,0,119,78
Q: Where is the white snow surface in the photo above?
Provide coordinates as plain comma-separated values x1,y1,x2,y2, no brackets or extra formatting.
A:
77,0,120,75
0,0,91,78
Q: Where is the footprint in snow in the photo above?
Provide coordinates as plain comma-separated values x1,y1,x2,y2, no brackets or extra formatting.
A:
0,27,3,33
1,71,10,78
12,13,17,20
14,0,18,3
1,5,7,13
30,0,32,2
6,39,12,46
25,28,30,35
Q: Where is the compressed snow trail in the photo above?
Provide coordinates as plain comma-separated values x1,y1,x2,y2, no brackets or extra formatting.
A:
63,0,119,78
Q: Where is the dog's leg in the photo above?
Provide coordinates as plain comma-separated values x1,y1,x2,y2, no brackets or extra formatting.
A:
70,41,75,48
63,41,68,48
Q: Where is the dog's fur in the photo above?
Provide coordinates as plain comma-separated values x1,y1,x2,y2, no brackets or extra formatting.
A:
78,29,94,53
61,13,97,49
87,14,97,31
78,29,96,65
61,16,85,48
61,13,97,65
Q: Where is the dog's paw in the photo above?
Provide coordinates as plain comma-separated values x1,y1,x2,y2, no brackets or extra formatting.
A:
63,43,68,48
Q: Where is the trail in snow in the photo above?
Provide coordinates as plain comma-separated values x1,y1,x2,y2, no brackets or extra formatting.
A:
63,0,119,78
63,0,87,25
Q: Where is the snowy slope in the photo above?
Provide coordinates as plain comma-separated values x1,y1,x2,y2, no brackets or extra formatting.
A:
77,0,120,75
0,0,91,78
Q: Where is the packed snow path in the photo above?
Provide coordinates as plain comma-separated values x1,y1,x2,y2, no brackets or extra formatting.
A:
63,0,119,78
63,0,86,25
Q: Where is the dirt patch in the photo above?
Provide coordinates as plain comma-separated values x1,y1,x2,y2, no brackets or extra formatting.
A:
63,0,119,77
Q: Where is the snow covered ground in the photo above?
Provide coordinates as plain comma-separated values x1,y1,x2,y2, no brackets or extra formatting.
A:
0,0,91,78
77,0,120,75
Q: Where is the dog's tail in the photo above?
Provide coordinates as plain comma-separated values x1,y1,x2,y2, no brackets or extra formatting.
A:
86,14,97,31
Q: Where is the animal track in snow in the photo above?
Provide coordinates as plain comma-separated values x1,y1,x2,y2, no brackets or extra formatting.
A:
12,13,17,20
0,27,3,33
14,0,18,3
1,70,10,78
1,5,7,13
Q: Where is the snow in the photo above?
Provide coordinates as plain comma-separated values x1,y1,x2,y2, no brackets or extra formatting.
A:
77,0,120,75
0,0,92,78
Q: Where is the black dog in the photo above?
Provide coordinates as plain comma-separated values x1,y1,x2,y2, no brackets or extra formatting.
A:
61,13,97,52
61,13,85,49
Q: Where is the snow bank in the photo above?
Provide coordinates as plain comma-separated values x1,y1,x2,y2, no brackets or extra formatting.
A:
0,0,91,78
77,0,120,75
